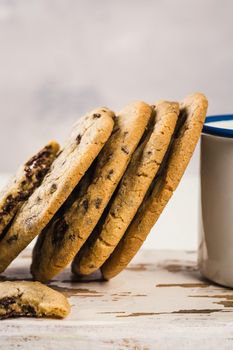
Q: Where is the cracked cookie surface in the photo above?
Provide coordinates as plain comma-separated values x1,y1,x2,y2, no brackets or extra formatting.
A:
31,101,152,282
101,92,208,279
0,141,59,238
0,281,70,319
0,107,114,273
72,101,179,275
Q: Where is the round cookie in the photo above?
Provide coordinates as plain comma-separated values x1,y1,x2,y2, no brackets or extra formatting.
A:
0,107,114,273
101,92,208,279
0,281,70,319
31,101,152,282
72,101,179,275
0,141,59,238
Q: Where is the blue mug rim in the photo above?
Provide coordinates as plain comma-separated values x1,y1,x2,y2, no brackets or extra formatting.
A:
203,114,233,138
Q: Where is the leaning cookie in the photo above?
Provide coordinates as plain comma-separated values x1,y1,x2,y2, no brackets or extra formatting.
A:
0,281,70,319
0,141,59,238
72,101,179,275
101,92,208,279
31,101,152,282
0,107,114,273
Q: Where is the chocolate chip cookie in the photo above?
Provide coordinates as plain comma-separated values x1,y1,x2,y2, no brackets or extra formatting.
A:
0,107,114,273
72,101,179,275
101,92,208,279
0,141,59,238
31,101,152,282
0,281,70,319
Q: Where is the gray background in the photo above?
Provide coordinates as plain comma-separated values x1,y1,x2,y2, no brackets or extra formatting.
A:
0,0,232,174
0,0,232,250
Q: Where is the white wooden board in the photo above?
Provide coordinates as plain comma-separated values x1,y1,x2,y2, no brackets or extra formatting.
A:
1,249,233,349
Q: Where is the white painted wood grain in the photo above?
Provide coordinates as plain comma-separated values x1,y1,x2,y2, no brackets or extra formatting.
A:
1,249,233,349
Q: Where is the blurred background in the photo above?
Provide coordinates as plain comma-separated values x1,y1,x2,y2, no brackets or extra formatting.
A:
0,0,232,250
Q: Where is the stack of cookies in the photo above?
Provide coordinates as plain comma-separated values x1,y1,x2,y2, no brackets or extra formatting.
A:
0,93,208,283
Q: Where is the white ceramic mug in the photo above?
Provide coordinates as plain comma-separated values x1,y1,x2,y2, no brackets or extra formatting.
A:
198,115,233,288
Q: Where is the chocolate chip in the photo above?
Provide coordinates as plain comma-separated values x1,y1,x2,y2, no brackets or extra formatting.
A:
107,169,114,179
36,169,47,180
76,134,82,145
25,147,51,168
110,210,117,218
68,234,76,241
24,166,33,179
6,195,13,202
3,199,16,213
25,157,37,168
93,113,101,119
22,305,36,316
94,197,102,209
101,152,113,167
82,199,89,211
20,145,54,189
52,217,69,246
45,145,52,151
121,146,129,154
123,131,129,137
50,183,57,194
17,192,29,201
0,297,15,307
6,234,18,244
147,151,152,155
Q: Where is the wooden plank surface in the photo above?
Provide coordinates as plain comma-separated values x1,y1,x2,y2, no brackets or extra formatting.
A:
1,249,233,349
